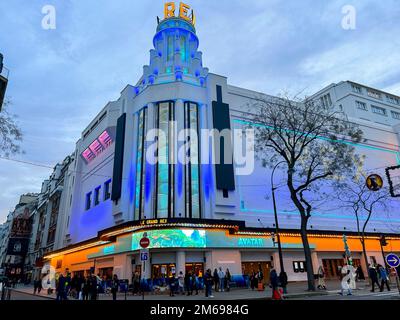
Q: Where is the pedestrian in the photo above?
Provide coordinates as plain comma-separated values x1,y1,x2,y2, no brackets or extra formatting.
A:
279,271,288,294
340,265,352,296
269,268,281,300
213,268,219,292
317,265,327,290
368,264,380,292
225,268,231,292
185,271,192,296
168,274,176,297
250,271,257,290
133,272,140,295
204,269,214,298
218,267,225,292
89,274,98,300
33,277,39,295
56,273,66,301
378,265,391,292
256,268,264,287
111,274,119,300
82,276,89,300
355,265,365,281
191,273,199,295
178,271,185,295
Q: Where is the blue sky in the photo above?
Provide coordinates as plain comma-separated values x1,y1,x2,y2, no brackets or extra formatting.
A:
0,0,400,223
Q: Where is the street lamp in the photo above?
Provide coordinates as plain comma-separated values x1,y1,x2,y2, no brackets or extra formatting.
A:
271,160,287,293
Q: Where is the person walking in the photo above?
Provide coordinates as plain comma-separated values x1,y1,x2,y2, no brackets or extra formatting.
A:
185,272,192,296
178,271,185,295
339,265,352,296
218,267,225,292
168,274,176,297
378,265,391,292
368,264,380,292
111,274,119,300
250,271,257,290
269,268,281,300
225,269,231,292
191,273,199,295
56,273,66,301
204,269,214,298
213,269,219,292
355,265,365,281
89,274,98,300
33,277,39,295
317,265,327,290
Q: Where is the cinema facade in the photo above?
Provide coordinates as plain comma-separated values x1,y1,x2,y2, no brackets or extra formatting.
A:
43,3,400,285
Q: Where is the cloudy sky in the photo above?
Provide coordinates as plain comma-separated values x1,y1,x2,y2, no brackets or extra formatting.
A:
0,0,399,223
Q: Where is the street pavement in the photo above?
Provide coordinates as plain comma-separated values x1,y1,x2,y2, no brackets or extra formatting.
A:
6,279,400,301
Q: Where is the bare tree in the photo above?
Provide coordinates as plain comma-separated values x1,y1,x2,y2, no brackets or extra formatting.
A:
250,94,363,290
337,177,391,272
0,99,22,156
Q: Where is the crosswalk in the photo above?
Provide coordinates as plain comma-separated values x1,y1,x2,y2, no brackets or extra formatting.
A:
326,289,400,299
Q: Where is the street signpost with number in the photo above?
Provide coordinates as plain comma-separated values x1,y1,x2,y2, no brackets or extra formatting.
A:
386,253,400,294
140,250,149,261
139,234,150,301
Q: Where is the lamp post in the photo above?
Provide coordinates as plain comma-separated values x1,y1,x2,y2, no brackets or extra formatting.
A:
271,160,287,293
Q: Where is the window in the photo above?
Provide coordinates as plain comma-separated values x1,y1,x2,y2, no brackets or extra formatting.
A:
94,186,101,206
134,108,147,220
391,111,400,120
85,192,92,210
104,179,111,201
351,84,362,94
387,95,400,105
320,94,332,108
167,36,174,62
293,261,307,273
356,101,367,111
367,89,381,100
184,102,201,219
155,101,175,218
371,105,387,116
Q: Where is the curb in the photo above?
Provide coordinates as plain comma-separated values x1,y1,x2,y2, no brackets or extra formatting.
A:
10,288,56,300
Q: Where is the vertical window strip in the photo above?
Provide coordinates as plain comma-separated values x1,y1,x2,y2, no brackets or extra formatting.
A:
156,102,174,218
134,108,146,220
184,102,201,219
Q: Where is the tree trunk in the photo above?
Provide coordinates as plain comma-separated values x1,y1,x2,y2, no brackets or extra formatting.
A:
361,238,370,280
300,217,315,291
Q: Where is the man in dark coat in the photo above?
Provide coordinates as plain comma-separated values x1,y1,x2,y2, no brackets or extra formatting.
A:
368,265,380,292
56,274,66,301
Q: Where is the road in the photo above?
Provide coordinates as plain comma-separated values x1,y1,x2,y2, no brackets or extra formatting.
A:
291,289,400,300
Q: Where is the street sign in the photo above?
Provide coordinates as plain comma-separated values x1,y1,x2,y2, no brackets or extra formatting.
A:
140,237,150,249
140,251,149,262
366,174,383,191
386,253,400,268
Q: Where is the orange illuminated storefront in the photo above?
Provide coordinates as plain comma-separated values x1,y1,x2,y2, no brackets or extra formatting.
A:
43,218,400,285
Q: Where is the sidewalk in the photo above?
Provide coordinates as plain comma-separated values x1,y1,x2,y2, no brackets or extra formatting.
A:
12,279,398,301
10,281,337,300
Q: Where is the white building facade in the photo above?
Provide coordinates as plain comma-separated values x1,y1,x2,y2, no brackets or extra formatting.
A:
44,5,400,284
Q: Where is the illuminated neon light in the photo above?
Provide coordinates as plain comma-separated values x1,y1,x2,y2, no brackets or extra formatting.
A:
81,129,114,163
